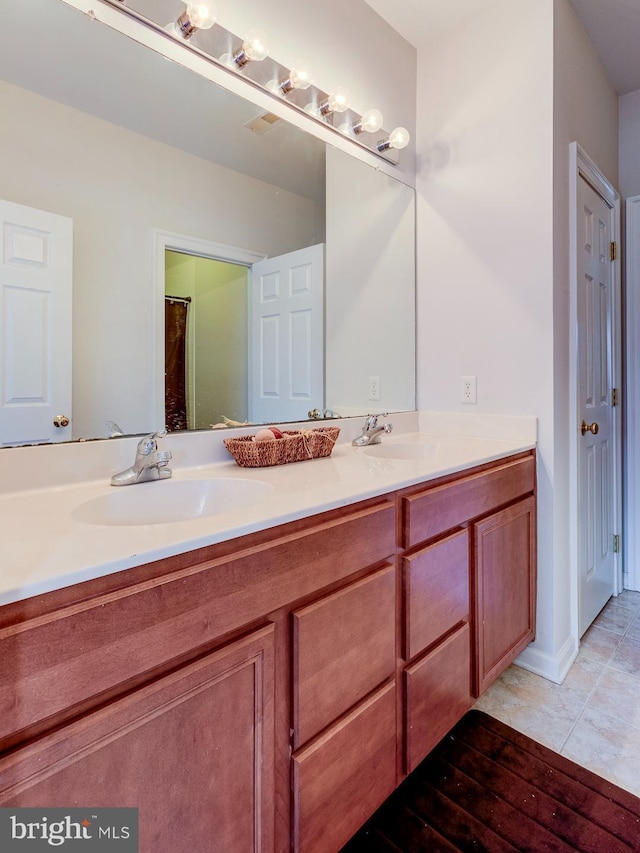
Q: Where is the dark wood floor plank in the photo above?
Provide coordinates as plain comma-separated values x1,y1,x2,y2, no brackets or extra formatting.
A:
448,713,640,847
430,730,635,852
343,711,640,853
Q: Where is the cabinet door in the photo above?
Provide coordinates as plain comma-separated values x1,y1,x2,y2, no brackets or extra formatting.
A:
474,497,536,695
0,625,275,853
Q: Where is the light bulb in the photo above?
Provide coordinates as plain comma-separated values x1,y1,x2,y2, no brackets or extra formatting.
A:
355,109,384,134
288,64,313,91
388,126,410,149
170,0,216,39
185,0,216,29
243,30,269,62
319,87,350,117
327,88,350,113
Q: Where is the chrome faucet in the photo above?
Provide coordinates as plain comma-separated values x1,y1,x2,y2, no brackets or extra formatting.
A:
110,431,172,486
352,413,393,447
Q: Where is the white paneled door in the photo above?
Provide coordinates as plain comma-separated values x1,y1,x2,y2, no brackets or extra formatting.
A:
249,244,324,423
577,176,616,636
0,199,73,445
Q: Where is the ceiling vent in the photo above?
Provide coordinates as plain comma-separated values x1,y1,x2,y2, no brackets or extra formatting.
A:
244,111,281,135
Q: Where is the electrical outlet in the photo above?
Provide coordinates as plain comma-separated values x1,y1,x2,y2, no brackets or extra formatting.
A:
369,376,381,401
461,375,477,404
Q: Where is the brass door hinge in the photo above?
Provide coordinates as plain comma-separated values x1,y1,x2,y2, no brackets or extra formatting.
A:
612,388,620,407
610,241,617,261
613,534,621,554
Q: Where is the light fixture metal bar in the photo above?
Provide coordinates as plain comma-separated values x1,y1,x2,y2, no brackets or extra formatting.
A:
97,0,402,165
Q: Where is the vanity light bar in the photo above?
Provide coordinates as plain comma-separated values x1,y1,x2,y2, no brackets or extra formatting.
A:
99,0,409,165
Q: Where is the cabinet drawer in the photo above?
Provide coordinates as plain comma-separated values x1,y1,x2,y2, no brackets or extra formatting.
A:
403,529,469,660
401,455,535,548
0,500,395,748
292,682,396,853
404,623,472,774
292,564,396,748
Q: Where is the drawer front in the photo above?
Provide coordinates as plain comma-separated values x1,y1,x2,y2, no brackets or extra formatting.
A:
292,682,397,853
403,529,469,661
0,501,395,747
292,564,396,748
404,623,472,774
402,455,535,548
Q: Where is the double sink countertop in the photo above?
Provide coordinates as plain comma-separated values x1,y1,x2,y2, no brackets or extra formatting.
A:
0,412,536,607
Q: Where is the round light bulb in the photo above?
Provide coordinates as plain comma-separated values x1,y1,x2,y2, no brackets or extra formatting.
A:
389,126,410,150
288,65,313,91
359,109,384,133
327,88,350,114
243,30,270,62
185,0,216,30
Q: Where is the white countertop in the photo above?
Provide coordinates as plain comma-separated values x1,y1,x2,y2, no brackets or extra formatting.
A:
0,419,535,607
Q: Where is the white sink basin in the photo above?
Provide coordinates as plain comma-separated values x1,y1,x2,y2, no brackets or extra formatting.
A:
73,477,273,526
364,439,445,460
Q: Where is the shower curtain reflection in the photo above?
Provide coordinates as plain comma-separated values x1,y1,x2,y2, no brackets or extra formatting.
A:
165,296,190,431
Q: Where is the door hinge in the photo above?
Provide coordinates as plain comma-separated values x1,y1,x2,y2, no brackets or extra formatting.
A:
613,534,621,554
612,388,620,407
610,241,617,261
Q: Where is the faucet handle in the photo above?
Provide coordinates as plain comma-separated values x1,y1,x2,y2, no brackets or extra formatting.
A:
365,412,388,429
136,430,167,455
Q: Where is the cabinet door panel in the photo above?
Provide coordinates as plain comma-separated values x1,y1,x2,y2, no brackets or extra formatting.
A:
292,564,396,747
403,529,469,660
404,623,472,773
292,682,396,853
474,497,536,695
402,455,535,548
0,626,275,853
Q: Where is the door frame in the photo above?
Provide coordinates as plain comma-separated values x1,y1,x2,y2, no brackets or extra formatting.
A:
152,230,265,429
625,196,640,592
569,142,623,635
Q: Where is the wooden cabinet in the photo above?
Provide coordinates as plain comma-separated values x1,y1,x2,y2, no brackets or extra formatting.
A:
0,625,275,853
474,495,537,695
0,450,536,853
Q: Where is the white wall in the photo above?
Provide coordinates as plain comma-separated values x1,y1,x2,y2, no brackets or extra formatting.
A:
0,80,323,440
325,147,416,415
620,89,640,198
415,0,618,681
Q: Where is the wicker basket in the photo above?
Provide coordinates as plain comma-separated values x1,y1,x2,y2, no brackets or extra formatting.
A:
223,426,340,468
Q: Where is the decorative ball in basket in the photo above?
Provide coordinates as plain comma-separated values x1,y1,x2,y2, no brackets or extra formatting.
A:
224,426,340,468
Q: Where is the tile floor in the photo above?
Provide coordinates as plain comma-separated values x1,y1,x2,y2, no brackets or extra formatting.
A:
473,589,640,797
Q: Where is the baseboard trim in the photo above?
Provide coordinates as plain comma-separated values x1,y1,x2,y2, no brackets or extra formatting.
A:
514,635,578,685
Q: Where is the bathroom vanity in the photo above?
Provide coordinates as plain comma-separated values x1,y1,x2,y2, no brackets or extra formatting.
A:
0,436,535,852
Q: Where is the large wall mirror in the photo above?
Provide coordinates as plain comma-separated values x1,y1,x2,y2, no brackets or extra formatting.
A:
0,0,415,447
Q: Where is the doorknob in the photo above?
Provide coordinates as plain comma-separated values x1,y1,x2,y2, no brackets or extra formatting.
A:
581,420,599,436
53,414,70,428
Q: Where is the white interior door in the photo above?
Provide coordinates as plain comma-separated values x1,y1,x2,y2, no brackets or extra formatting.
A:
577,176,616,635
249,244,324,423
0,199,73,445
